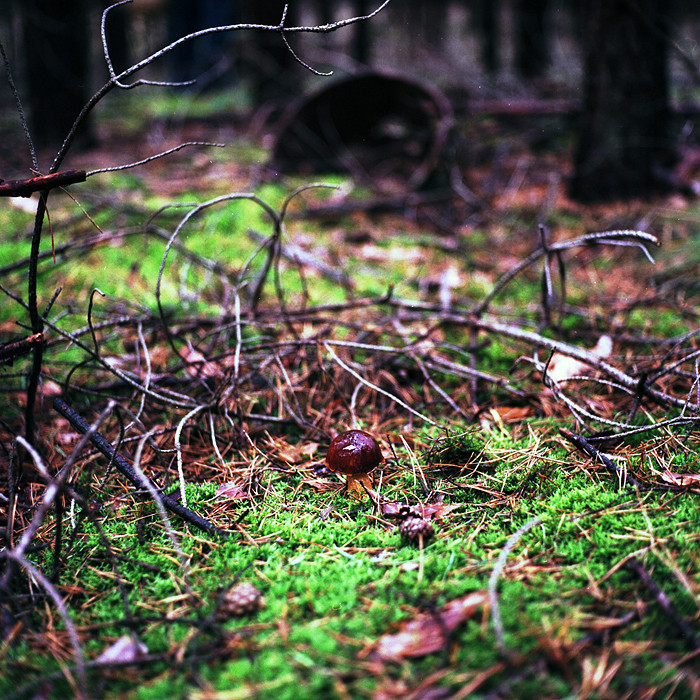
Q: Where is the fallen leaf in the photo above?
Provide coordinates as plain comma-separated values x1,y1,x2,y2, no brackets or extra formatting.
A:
95,635,148,664
546,335,612,384
300,441,319,457
382,502,461,521
382,502,440,519
215,482,249,500
277,441,318,464
183,347,223,379
660,469,700,487
41,380,62,397
489,406,535,422
368,591,488,662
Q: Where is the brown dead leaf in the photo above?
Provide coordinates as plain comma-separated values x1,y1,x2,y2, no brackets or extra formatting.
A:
382,502,439,519
147,345,171,371
429,502,463,520
489,406,536,422
660,469,700,487
276,441,319,464
215,482,249,500
367,591,488,662
382,501,461,521
300,441,319,457
183,347,223,379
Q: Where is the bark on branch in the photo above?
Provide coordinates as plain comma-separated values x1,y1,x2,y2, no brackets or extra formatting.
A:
53,397,227,538
0,170,86,197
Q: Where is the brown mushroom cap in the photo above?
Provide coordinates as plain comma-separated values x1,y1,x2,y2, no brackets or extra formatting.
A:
325,430,383,476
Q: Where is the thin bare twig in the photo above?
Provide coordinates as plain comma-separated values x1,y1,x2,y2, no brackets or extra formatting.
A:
324,341,443,427
175,405,206,508
86,143,225,176
474,318,697,413
488,515,544,657
625,557,700,650
560,429,643,489
474,230,659,316
54,0,394,172
3,552,88,698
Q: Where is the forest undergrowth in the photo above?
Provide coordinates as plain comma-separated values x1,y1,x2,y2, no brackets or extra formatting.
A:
1,7,699,697
1,106,698,698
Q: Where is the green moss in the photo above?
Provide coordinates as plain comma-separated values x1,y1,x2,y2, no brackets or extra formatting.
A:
429,429,485,465
4,448,697,698
627,308,690,337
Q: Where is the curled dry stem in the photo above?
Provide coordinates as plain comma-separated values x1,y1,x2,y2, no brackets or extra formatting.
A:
488,515,544,658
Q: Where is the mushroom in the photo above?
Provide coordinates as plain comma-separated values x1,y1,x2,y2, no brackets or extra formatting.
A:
325,429,383,495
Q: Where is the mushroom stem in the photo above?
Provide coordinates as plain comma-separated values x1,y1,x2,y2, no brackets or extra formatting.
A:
346,472,373,496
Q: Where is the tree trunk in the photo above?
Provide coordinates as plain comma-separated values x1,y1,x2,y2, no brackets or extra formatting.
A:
353,0,371,64
569,0,675,202
22,0,92,151
514,0,550,79
240,1,300,104
472,0,501,74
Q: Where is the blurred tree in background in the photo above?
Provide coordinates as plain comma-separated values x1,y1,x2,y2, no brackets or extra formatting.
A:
570,0,675,201
22,0,93,150
4,0,696,201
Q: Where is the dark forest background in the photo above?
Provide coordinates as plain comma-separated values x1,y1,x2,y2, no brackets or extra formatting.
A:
2,1,700,200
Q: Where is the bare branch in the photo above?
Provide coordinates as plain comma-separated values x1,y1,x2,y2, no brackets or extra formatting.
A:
474,230,659,316
0,170,86,197
52,397,227,537
489,515,544,658
87,143,225,176
324,341,443,428
474,317,698,413
52,0,394,173
4,552,88,696
174,405,206,508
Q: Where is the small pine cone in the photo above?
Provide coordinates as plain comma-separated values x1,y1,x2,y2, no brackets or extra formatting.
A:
399,517,435,543
219,582,262,618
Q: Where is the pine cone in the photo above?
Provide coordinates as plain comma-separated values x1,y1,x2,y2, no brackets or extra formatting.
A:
399,516,435,543
219,582,262,618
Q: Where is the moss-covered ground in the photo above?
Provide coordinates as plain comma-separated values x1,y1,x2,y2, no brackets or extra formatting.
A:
2,423,698,698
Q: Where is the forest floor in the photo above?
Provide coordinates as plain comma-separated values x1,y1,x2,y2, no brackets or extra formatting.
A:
1,87,699,699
